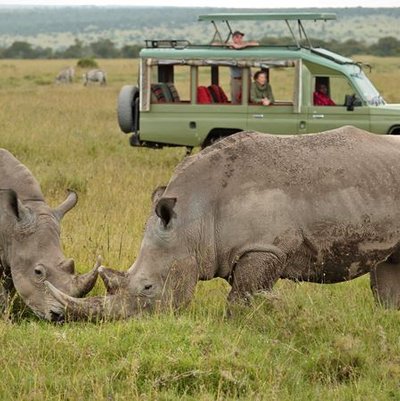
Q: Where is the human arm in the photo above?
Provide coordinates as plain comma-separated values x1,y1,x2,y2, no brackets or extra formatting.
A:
229,40,259,49
250,83,272,105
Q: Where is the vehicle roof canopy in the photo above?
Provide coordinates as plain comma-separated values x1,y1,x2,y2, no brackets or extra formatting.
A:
198,12,337,22
198,12,336,48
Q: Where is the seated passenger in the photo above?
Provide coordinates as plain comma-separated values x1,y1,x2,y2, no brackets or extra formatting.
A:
313,83,336,106
250,70,274,106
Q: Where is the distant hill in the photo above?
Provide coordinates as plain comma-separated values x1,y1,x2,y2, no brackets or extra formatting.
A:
0,6,399,49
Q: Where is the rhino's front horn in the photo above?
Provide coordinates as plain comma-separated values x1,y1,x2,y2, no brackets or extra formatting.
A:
53,190,78,221
44,281,134,321
71,257,101,297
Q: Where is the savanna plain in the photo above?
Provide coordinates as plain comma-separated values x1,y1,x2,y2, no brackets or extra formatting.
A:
1,57,400,401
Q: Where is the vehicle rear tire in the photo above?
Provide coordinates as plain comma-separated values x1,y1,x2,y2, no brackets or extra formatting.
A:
118,85,139,134
202,129,243,149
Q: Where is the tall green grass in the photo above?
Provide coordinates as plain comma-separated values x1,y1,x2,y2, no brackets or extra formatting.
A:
0,58,400,400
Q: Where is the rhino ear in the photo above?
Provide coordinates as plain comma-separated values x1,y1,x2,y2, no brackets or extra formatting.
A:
155,197,176,228
0,189,21,220
151,186,167,204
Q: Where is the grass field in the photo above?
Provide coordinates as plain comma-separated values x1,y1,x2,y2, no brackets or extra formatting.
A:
1,57,400,400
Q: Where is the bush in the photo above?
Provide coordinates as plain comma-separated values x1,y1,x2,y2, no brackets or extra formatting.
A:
77,58,98,68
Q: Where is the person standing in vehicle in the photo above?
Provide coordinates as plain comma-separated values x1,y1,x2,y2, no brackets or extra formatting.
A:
229,31,259,104
250,70,274,106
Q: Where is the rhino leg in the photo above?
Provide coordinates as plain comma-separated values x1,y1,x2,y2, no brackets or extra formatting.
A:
227,251,283,304
370,256,400,308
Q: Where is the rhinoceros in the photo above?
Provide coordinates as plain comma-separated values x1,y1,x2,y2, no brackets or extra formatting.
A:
0,149,98,320
83,69,106,86
47,126,400,320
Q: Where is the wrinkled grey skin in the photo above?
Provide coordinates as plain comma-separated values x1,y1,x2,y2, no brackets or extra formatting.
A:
0,149,98,321
48,126,400,320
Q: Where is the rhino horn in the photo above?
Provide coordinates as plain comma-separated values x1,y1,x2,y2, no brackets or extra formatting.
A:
98,266,128,294
71,257,101,297
53,190,77,221
44,281,135,321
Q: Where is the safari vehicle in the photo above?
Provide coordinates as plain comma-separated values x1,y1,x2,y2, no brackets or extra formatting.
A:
117,12,400,151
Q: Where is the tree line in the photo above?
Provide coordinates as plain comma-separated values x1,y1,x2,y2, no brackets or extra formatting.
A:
0,38,141,59
1,36,400,59
260,36,400,57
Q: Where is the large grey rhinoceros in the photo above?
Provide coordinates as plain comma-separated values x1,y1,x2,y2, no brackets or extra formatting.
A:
0,149,98,321
47,126,400,320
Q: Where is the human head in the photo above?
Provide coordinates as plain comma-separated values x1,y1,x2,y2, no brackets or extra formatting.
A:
232,30,244,44
253,70,267,85
317,83,328,94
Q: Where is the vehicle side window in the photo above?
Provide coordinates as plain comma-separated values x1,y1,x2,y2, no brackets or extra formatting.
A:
330,76,356,106
249,66,295,106
313,76,355,106
197,66,231,104
150,65,191,104
172,66,191,102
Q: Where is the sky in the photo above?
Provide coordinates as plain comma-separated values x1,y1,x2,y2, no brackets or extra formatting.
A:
0,0,398,7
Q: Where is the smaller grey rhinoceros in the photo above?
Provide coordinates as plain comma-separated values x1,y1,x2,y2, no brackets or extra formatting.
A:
83,69,107,86
0,149,98,321
47,126,400,320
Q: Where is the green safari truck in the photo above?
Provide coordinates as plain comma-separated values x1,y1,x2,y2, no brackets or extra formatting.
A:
117,12,400,151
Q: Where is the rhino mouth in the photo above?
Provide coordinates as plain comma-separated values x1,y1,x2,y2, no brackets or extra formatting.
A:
49,309,65,323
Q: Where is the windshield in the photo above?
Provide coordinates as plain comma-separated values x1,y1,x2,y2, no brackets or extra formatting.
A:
350,70,386,106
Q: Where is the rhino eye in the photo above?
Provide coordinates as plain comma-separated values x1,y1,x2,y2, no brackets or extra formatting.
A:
34,265,46,279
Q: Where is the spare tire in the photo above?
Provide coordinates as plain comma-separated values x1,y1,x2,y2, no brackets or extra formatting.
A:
117,85,139,134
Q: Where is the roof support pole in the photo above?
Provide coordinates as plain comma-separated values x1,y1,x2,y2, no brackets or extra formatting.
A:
285,19,300,48
210,21,223,44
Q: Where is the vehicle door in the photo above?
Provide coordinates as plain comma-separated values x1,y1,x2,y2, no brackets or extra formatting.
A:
305,75,370,133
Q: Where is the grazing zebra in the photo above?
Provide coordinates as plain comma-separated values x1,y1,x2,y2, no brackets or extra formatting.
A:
83,69,107,86
55,67,75,84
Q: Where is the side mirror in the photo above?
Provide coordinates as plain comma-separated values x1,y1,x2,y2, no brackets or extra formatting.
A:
345,94,355,111
345,94,362,111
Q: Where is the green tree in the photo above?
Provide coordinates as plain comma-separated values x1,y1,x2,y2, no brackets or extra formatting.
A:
35,46,53,59
370,36,400,56
90,38,119,58
62,39,87,58
120,44,141,58
3,41,35,58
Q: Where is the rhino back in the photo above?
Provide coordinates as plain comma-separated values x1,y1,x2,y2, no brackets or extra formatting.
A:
165,127,400,270
174,127,399,196
0,149,44,202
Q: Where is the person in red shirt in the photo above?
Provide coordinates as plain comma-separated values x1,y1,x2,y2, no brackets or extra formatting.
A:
313,83,336,106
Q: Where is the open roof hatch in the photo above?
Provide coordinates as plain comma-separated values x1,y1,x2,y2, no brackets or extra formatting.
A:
198,13,336,48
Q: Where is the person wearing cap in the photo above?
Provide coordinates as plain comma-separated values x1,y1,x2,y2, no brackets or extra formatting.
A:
229,30,259,49
229,31,259,104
